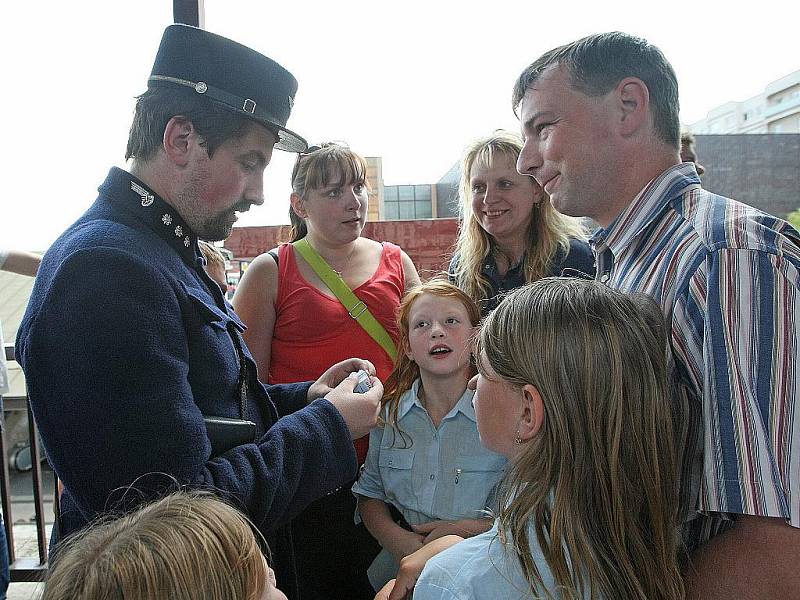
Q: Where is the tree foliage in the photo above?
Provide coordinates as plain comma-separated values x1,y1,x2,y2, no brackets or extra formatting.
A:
788,209,800,230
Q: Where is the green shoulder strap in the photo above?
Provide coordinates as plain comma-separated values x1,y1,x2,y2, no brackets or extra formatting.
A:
292,238,398,363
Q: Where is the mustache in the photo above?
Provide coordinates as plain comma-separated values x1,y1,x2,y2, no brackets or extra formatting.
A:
232,200,253,213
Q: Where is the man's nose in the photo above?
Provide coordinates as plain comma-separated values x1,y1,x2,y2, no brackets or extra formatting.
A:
517,140,542,177
248,172,265,206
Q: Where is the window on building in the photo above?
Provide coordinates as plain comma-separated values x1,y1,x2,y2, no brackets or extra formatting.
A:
384,202,399,220
381,183,434,220
415,200,432,218
399,202,415,219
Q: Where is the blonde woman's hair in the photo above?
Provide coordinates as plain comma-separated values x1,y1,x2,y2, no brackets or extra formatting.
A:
452,131,586,310
477,278,684,600
381,279,480,447
287,142,369,242
43,491,269,600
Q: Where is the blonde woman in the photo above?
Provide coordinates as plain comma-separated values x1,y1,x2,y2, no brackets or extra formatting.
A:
450,131,593,314
380,278,685,600
234,142,420,600
43,491,287,600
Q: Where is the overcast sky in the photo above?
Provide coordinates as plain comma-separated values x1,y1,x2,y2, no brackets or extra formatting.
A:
2,0,798,251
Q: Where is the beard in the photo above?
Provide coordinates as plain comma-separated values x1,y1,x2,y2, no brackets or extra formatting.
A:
175,163,246,242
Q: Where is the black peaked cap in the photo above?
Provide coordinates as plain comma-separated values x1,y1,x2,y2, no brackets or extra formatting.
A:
149,24,307,152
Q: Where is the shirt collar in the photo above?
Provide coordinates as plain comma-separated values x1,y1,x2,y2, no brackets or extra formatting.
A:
590,163,701,256
397,378,477,423
98,167,201,266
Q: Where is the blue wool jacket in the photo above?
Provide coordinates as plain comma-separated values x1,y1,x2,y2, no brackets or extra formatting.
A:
16,168,356,596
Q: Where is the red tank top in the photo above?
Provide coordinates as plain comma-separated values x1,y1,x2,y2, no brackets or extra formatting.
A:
269,241,404,464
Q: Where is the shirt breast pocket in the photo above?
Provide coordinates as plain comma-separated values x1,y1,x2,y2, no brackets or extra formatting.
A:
451,455,504,517
378,447,416,509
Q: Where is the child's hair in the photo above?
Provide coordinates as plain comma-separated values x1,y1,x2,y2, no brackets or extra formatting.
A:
477,278,684,600
287,142,369,242
199,241,228,288
43,491,269,600
381,279,481,447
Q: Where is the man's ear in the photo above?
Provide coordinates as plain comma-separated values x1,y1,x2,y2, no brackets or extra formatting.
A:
518,383,544,442
615,77,650,137
162,116,198,167
289,192,307,219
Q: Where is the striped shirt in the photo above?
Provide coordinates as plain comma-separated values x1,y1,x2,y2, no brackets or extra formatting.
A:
591,163,800,549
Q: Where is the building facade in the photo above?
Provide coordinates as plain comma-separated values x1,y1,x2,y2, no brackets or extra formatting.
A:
690,69,800,134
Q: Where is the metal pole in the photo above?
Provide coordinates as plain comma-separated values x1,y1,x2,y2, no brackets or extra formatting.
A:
173,0,205,28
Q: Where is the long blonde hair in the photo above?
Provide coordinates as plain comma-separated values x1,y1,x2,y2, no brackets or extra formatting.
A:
381,279,480,447
477,278,684,600
43,491,269,600
452,131,586,309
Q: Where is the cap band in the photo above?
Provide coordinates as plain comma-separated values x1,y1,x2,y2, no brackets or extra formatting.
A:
149,74,285,131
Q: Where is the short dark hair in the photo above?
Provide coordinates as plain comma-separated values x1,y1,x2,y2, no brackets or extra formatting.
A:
125,86,256,162
512,32,680,148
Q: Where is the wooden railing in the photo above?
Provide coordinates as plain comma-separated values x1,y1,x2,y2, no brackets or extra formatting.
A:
2,342,49,581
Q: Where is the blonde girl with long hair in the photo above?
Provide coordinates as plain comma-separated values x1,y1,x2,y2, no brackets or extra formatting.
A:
353,280,506,592
450,131,593,315
381,278,684,600
43,491,286,600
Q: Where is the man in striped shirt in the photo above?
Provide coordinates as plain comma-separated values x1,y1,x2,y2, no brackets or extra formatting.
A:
514,32,800,598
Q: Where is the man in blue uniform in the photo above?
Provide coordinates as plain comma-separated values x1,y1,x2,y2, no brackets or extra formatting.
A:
16,25,382,598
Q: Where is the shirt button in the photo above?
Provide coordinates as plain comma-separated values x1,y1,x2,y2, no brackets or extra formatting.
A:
430,474,435,480
600,273,610,283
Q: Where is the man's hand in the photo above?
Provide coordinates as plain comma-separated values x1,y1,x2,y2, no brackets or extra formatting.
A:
413,518,491,544
323,369,383,440
308,358,376,402
373,535,465,600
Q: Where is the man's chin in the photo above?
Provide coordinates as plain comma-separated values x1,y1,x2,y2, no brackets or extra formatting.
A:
196,223,233,243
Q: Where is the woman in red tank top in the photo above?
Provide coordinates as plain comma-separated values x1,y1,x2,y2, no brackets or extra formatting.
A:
234,143,420,600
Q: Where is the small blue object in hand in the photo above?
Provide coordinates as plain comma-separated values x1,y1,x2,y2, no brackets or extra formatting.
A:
353,370,372,394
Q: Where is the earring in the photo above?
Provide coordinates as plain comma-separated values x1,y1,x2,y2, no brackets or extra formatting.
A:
515,429,523,445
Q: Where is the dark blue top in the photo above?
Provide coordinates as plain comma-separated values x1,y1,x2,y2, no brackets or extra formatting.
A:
16,168,357,596
450,238,595,315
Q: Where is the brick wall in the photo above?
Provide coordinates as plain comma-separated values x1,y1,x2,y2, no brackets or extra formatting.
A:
225,218,461,277
695,134,800,218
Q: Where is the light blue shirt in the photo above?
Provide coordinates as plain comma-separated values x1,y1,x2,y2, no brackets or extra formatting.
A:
415,519,594,600
352,378,506,589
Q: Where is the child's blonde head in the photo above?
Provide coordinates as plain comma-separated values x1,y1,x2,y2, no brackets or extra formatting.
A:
477,278,684,600
43,491,270,600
